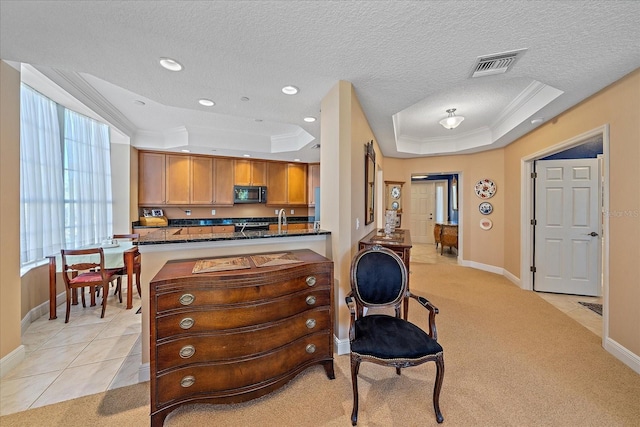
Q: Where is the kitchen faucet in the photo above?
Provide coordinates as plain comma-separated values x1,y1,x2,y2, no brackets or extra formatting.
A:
277,209,287,233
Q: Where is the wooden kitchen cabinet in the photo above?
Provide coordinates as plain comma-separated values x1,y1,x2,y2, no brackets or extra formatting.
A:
190,156,214,205
213,158,234,206
184,226,212,234
267,162,307,206
288,163,307,205
267,162,288,205
211,225,234,233
139,152,166,205
234,159,266,186
149,249,335,427
307,163,320,206
165,155,191,204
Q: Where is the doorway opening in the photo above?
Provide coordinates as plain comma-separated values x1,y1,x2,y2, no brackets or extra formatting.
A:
520,125,609,341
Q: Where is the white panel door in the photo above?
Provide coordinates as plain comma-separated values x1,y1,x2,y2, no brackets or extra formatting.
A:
410,182,435,244
534,159,601,296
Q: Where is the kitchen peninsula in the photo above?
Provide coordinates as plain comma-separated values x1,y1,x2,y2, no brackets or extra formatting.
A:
136,223,332,373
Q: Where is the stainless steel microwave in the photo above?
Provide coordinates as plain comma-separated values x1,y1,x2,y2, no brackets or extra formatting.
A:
233,185,267,204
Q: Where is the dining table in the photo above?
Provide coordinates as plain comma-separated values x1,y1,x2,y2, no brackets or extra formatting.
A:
46,241,140,319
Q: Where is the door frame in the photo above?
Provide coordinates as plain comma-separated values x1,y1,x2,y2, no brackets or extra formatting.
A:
520,125,609,340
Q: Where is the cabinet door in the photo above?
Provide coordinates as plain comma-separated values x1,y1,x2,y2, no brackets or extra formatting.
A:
234,160,252,185
139,152,166,205
190,156,214,204
212,225,234,233
267,162,288,205
234,159,266,186
165,155,191,204
214,158,234,206
287,163,307,205
185,226,213,235
307,163,319,206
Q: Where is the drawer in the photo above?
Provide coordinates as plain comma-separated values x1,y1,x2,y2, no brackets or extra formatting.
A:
184,226,212,234
155,271,330,312
155,288,330,339
154,332,331,407
155,307,331,372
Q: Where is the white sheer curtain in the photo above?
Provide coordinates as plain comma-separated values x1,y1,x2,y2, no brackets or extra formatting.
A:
20,85,65,264
63,109,113,248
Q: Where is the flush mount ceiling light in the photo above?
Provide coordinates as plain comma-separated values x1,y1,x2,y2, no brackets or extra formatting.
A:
282,85,299,95
198,99,215,107
303,116,316,122
159,57,183,71
439,108,465,130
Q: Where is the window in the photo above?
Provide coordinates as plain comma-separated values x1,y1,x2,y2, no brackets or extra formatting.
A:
20,84,113,266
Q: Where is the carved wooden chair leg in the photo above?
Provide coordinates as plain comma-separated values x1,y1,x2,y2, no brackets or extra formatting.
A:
350,356,361,426
433,355,445,423
396,367,401,375
136,274,141,297
100,286,108,318
65,289,72,323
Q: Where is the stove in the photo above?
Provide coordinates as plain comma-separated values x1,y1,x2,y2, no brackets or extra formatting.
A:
234,222,270,232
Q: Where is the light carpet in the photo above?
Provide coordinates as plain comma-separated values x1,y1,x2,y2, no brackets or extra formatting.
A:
1,263,638,426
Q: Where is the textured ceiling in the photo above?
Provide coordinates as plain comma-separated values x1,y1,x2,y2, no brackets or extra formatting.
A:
1,1,639,162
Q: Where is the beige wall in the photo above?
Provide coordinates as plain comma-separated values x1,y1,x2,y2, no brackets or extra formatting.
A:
384,149,505,268
504,68,640,356
0,61,22,359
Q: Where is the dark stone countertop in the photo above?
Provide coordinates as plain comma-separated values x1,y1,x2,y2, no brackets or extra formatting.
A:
137,227,330,245
133,216,315,228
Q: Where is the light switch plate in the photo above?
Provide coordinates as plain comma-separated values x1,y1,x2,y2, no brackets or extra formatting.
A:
211,209,216,215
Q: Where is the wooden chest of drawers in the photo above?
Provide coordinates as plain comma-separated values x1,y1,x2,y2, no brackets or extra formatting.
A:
149,249,335,427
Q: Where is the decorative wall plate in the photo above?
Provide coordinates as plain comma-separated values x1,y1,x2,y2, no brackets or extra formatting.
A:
474,179,497,199
479,202,493,215
480,218,493,230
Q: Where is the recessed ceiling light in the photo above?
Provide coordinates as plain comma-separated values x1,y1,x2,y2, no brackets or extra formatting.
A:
243,154,251,157
198,99,215,107
303,116,316,122
181,149,190,153
159,57,183,71
133,100,146,106
294,158,301,162
531,117,545,125
282,85,299,95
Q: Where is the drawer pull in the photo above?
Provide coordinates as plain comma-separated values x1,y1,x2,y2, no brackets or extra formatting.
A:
305,276,317,287
179,345,196,359
306,344,316,354
180,375,195,388
305,295,316,306
179,317,195,330
306,318,317,329
179,293,195,306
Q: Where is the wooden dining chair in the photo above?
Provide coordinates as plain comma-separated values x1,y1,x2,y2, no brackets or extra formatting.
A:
60,248,122,323
112,234,142,301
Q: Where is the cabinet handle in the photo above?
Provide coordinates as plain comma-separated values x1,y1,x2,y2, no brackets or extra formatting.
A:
306,318,317,329
180,375,195,388
179,345,196,359
305,344,316,354
179,293,195,306
305,295,316,306
305,276,317,287
179,317,195,330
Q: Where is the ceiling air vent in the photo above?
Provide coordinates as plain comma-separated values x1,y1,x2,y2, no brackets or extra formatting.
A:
470,48,527,78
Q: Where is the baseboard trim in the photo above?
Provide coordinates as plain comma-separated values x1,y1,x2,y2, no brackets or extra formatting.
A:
334,335,349,355
459,259,504,276
21,292,67,335
0,345,26,378
139,362,150,382
503,269,521,288
604,336,640,375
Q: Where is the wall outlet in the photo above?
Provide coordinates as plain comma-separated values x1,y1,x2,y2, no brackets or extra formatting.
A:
290,209,294,215
356,217,360,230
185,210,191,216
275,209,279,215
211,209,216,215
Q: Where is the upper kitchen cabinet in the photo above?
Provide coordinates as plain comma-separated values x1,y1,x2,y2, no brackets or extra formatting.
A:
234,159,266,186
190,156,213,204
307,163,320,206
139,152,166,205
165,155,191,204
267,162,307,206
213,158,234,206
139,152,234,206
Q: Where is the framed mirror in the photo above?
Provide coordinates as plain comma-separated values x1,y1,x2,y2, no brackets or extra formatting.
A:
365,140,376,225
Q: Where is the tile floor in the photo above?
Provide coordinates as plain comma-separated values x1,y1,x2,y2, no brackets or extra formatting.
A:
0,286,142,416
1,244,602,416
